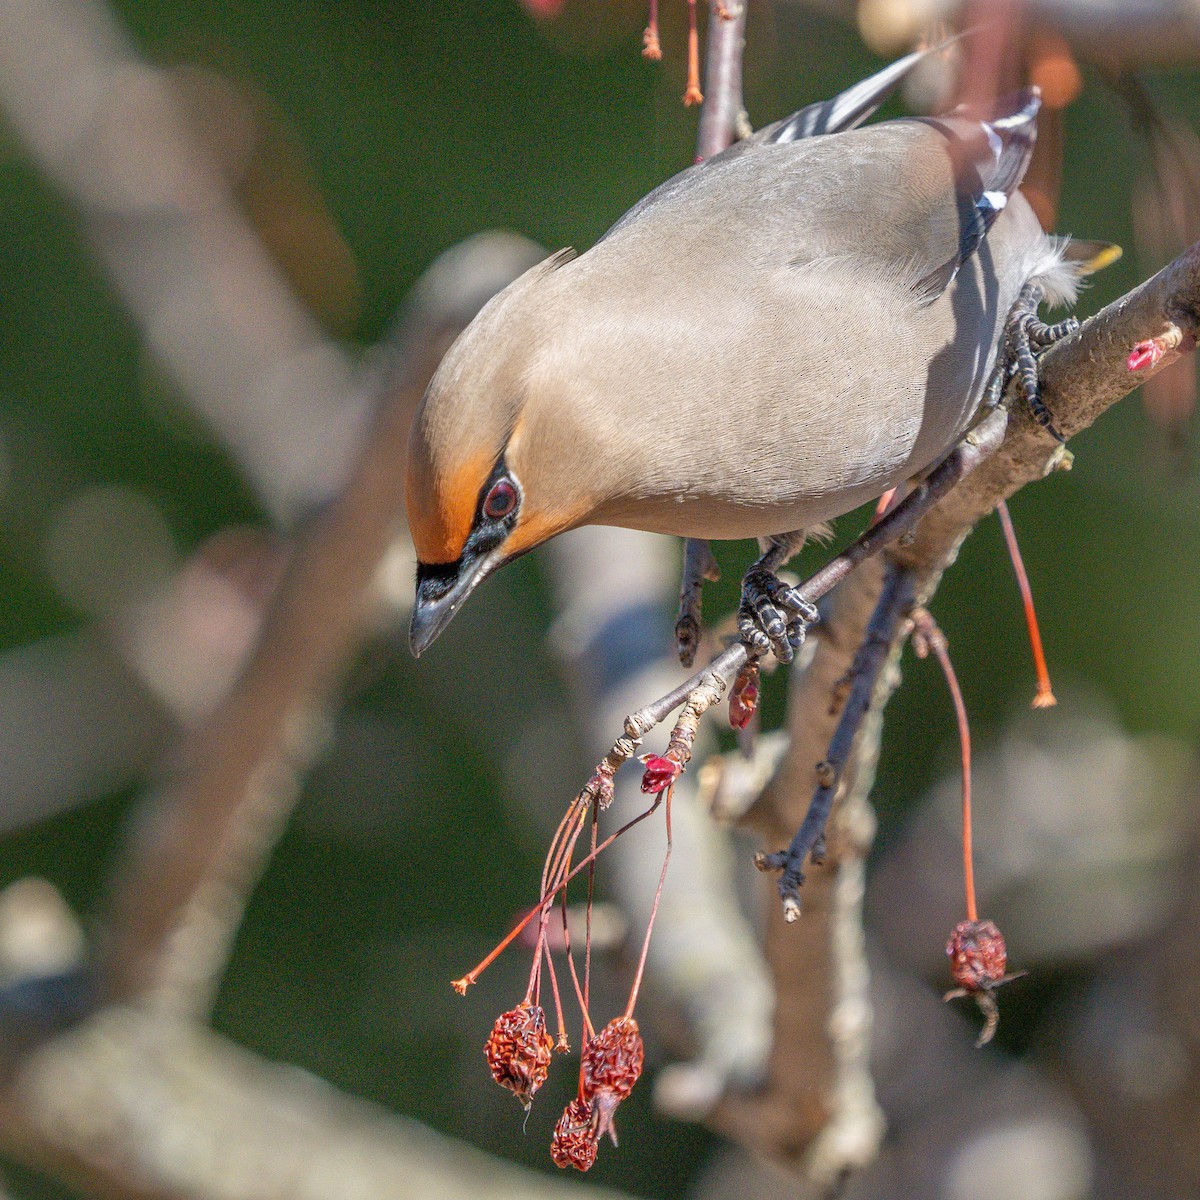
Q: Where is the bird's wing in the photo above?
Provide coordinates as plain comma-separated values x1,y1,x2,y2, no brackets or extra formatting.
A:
908,89,1042,301
601,85,1044,308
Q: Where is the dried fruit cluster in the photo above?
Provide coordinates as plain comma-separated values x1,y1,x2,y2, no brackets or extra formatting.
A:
453,712,688,1169
547,1017,646,1171
459,519,1056,1168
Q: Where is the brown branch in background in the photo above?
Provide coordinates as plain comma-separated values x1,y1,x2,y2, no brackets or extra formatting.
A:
0,0,371,525
0,1009,633,1200
847,0,1200,66
97,250,534,1012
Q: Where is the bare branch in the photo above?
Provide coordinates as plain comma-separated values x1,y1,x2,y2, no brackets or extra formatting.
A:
696,1,749,159
0,0,369,523
97,228,543,1013
895,240,1200,584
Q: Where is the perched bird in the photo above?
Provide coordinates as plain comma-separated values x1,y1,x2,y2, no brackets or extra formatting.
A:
406,47,1090,660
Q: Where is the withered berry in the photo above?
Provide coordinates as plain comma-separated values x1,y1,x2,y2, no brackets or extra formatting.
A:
551,1098,598,1171
581,1016,645,1142
946,919,1007,992
485,1004,554,1108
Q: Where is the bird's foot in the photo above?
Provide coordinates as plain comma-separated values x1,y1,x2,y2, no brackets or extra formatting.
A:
987,282,1079,442
737,567,818,665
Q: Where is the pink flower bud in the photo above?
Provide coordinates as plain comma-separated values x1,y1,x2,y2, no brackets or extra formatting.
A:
1128,338,1166,372
729,661,760,729
640,754,681,794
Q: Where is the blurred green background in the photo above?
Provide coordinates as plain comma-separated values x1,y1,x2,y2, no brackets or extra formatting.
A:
1,1,1198,1197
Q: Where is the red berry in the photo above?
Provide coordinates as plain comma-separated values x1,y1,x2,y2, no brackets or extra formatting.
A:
551,1098,598,1171
640,754,681,794
484,1004,554,1108
729,661,760,729
946,919,1008,992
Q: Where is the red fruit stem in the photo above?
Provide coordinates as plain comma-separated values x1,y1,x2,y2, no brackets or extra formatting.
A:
541,936,570,1050
557,833,596,1041
542,796,584,893
925,628,978,924
996,500,1056,708
584,801,598,1011
527,797,590,1004
526,926,543,1008
624,785,674,1019
454,794,666,992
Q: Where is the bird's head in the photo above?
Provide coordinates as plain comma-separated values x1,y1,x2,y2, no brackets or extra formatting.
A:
404,249,597,656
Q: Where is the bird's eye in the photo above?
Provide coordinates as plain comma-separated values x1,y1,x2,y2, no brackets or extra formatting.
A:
483,478,519,520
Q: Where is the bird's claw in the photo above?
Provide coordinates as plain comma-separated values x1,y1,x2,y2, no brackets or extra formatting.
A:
737,569,818,664
988,283,1079,442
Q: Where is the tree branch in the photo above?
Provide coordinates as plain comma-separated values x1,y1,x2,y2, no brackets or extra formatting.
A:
696,1,749,160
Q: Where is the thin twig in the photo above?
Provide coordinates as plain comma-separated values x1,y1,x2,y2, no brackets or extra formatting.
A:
696,1,749,159
756,564,917,921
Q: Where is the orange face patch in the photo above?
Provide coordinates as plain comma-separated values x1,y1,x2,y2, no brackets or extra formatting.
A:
405,450,494,565
500,503,588,561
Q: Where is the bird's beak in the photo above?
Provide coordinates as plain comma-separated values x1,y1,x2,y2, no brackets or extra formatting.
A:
409,550,502,658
